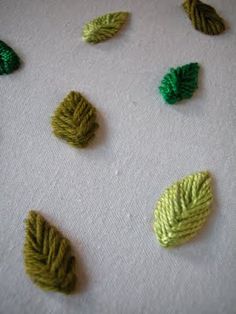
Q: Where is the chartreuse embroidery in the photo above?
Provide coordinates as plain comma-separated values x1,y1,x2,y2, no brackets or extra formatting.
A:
0,40,20,75
24,210,76,294
182,0,225,35
153,171,213,248
159,63,199,105
51,91,99,148
82,12,129,43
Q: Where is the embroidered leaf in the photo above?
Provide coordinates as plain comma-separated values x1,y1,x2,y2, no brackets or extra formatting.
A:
159,62,199,105
0,40,20,75
82,12,129,44
24,211,77,294
51,91,99,148
153,171,213,248
182,0,225,35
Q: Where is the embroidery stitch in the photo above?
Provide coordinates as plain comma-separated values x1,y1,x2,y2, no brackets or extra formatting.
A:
182,0,225,35
159,63,199,105
153,171,213,248
0,40,20,75
24,211,77,294
82,12,129,44
51,91,99,148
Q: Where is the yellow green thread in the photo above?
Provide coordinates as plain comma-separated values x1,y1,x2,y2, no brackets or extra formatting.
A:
153,171,213,248
182,0,225,35
24,210,77,294
159,62,199,105
51,91,99,148
82,12,129,44
0,40,20,75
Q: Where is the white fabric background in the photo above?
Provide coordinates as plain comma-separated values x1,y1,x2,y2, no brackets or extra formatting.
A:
0,0,236,313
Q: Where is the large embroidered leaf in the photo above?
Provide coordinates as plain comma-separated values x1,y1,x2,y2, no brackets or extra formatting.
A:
82,12,129,44
182,0,225,35
24,211,77,294
159,62,200,105
153,172,213,248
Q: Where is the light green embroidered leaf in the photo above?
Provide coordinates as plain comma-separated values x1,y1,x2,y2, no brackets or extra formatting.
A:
153,171,213,248
82,12,129,44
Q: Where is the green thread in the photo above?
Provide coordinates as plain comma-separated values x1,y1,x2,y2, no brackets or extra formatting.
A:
24,210,77,294
182,0,225,35
159,62,199,105
82,12,129,44
153,171,213,248
51,91,99,148
0,40,20,75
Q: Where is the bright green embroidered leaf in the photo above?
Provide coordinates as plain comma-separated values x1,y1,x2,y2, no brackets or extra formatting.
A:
153,171,213,248
82,12,129,44
159,62,200,105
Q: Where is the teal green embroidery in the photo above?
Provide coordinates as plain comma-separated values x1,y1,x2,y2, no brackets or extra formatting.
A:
153,171,213,248
159,63,199,105
82,12,129,44
24,211,77,294
182,0,225,35
0,40,20,75
51,91,99,148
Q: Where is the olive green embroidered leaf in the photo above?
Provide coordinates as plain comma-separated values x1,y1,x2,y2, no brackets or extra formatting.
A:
24,211,77,294
82,12,129,44
153,171,213,248
51,91,99,148
182,0,225,36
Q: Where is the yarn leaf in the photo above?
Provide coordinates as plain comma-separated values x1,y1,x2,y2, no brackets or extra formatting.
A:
82,12,129,44
24,211,76,294
159,62,199,105
51,91,99,148
182,0,225,35
153,171,213,248
0,40,20,75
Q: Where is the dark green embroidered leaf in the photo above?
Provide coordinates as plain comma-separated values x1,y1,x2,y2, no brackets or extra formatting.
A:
0,40,20,75
159,63,200,105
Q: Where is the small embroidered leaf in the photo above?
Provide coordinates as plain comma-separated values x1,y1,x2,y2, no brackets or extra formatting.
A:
82,12,129,44
153,171,213,248
0,40,20,75
182,0,225,35
159,62,199,105
51,91,99,148
24,211,77,294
